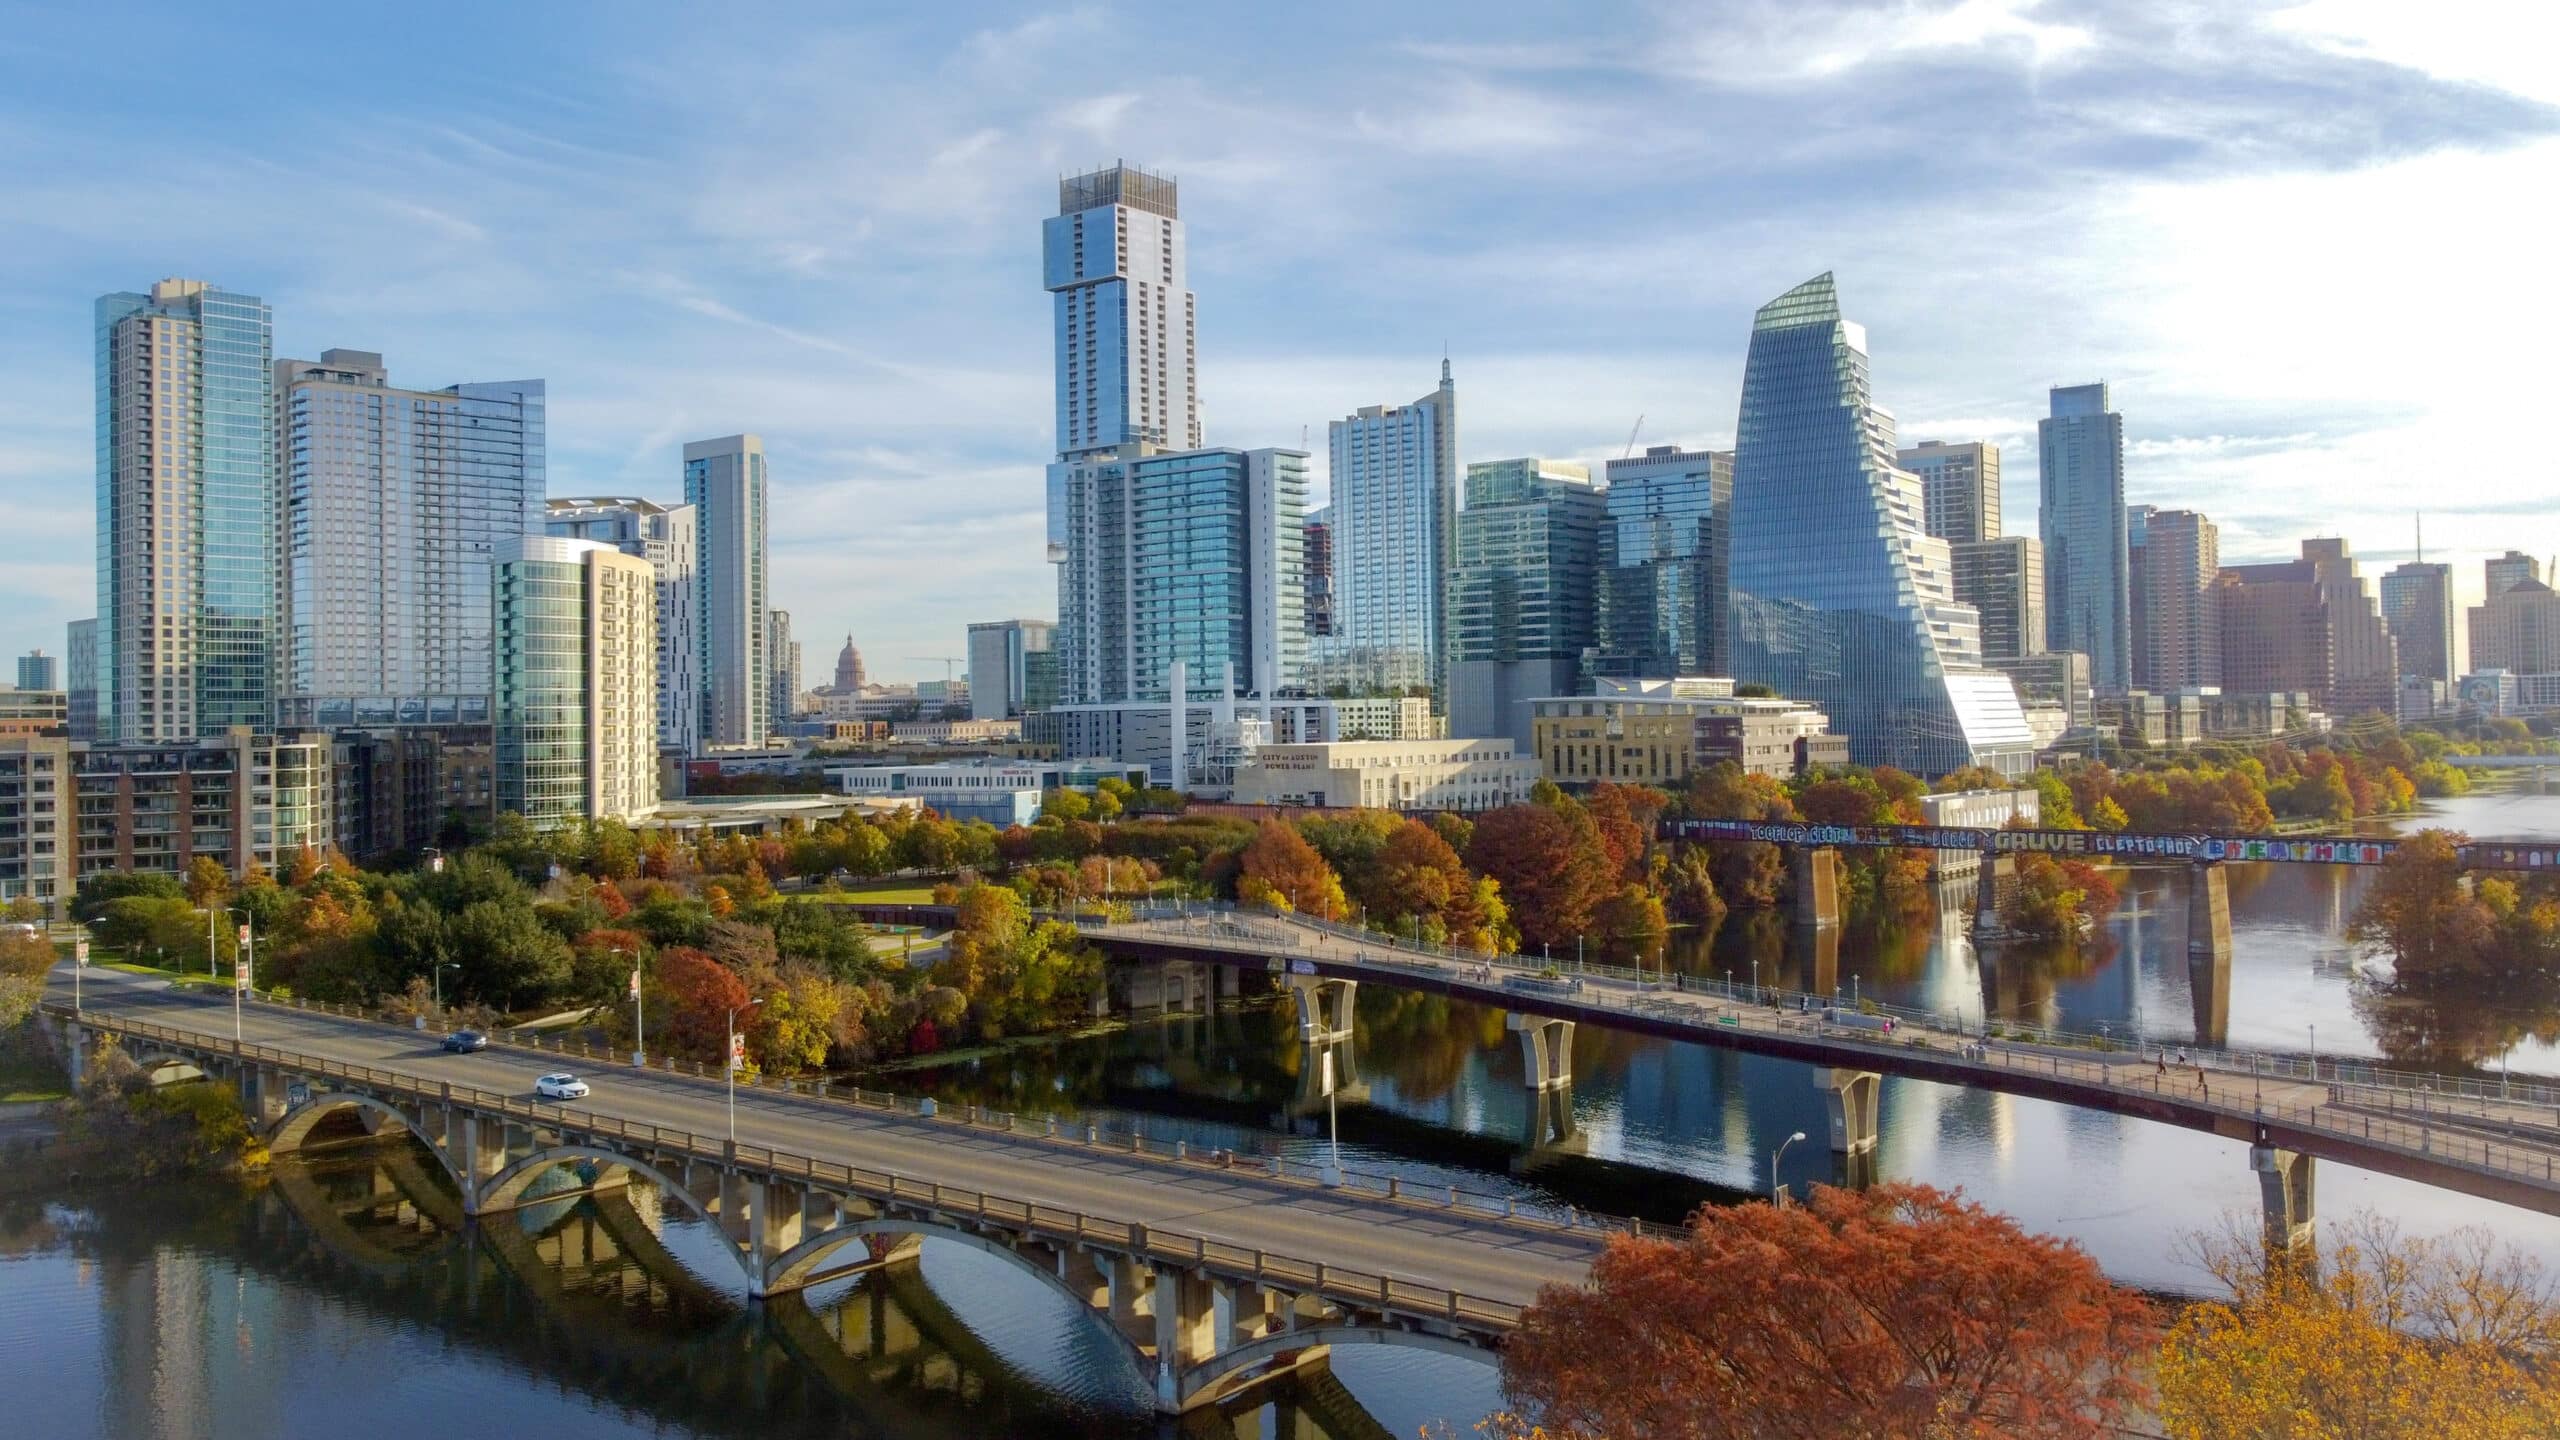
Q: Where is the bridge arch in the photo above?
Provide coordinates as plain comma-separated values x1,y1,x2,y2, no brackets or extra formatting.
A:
1177,1322,1496,1410
478,1144,703,1222
764,1216,1151,1385
269,1092,466,1193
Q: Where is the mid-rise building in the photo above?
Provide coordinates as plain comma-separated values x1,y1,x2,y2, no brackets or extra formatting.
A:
2487,551,2542,600
68,729,333,881
492,536,660,827
685,434,770,748
1045,163,1199,460
2218,538,2398,717
1530,681,1846,785
1593,446,1733,680
544,496,701,753
330,726,490,860
967,618,1060,720
1228,738,1539,813
2133,508,2220,690
0,689,71,737
2039,383,2131,691
767,608,800,723
95,278,275,741
1726,274,2033,777
2379,560,2457,685
273,349,544,729
2470,578,2560,675
0,736,73,915
64,620,97,742
1447,458,1605,750
1898,440,2001,545
828,758,1144,827
1950,535,2044,664
16,652,59,693
1048,445,1307,704
1318,363,1458,697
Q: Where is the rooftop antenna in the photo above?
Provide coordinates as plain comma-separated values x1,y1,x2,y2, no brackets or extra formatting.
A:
2414,510,2424,565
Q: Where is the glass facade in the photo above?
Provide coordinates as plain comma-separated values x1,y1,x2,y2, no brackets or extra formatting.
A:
684,435,768,748
1594,446,1732,679
966,619,1058,719
1317,364,1456,697
1727,274,2032,777
2039,383,2131,690
2380,560,2455,685
1044,164,1198,460
492,538,658,827
545,497,699,752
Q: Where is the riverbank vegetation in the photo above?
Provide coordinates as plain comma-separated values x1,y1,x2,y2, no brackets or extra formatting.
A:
2348,828,2560,1070
63,1038,263,1178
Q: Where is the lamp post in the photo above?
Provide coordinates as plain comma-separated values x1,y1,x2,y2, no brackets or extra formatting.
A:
726,998,764,1143
616,946,644,1067
222,907,256,1042
432,961,460,1019
2308,1022,2317,1082
1772,1130,1808,1207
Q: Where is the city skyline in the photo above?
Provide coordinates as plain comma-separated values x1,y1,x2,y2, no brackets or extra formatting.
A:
2,4,2556,679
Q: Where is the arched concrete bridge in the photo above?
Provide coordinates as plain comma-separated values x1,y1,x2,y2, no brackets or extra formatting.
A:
42,980,1557,1415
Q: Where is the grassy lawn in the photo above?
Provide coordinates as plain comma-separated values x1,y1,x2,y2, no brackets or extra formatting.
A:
805,885,943,905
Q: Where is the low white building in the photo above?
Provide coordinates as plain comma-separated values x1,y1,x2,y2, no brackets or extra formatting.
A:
1227,739,1539,812
1920,787,2041,877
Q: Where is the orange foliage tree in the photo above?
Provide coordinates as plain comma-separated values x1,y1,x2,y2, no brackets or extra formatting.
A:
1237,819,1348,920
1466,801,1614,953
651,946,749,1062
1499,1183,2157,1440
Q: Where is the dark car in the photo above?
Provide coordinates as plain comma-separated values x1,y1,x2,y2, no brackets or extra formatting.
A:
441,1029,489,1053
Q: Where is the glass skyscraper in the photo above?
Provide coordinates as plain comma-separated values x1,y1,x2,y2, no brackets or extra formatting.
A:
1726,274,2032,778
2039,382,2132,691
1593,445,1732,679
2379,560,2455,685
684,434,769,748
1317,362,1456,697
274,349,543,729
1446,458,1604,749
95,279,275,740
1044,163,1199,460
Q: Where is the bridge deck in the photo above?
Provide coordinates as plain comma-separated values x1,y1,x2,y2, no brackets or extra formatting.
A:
51,969,1603,1314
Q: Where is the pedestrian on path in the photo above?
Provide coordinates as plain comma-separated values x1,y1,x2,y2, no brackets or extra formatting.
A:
2157,1054,2168,1078
2197,1065,2209,1096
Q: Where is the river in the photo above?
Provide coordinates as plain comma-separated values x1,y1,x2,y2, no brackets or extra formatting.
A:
6,789,2556,1436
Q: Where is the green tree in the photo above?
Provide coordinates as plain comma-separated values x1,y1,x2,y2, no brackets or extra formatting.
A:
450,899,575,1010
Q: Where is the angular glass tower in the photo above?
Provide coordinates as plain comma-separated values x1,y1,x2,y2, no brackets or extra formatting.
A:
1727,274,2032,778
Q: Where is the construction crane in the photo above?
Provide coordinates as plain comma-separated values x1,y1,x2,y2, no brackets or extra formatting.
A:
907,656,964,684
1622,414,1645,459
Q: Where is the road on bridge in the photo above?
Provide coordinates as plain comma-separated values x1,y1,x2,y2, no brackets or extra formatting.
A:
49,967,1605,1311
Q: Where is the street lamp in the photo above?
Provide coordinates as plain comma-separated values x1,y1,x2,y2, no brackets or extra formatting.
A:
432,962,461,1018
615,946,645,1067
726,998,764,1142
2308,1022,2317,1082
1772,1130,1809,1207
222,906,257,1042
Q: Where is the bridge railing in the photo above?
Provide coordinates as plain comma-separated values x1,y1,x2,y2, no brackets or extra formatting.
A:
1086,902,2560,1112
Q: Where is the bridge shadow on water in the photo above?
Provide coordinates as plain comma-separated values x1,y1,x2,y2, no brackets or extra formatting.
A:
252,1117,1457,1440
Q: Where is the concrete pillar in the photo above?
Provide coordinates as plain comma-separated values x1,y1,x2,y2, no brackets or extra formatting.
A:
1062,1248,1111,1310
1288,975,1356,1042
2187,862,2232,961
1972,852,2014,936
1791,847,1842,930
61,1021,85,1087
450,1110,507,1213
2253,1145,2315,1252
1508,1013,1574,1090
1816,1068,1881,1155
1154,1268,1218,1405
2188,948,2231,1050
1107,1252,1152,1333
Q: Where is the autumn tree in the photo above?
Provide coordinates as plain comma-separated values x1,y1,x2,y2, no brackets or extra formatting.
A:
1467,802,1614,953
1237,819,1349,920
2351,828,2496,988
1681,762,1797,908
1501,1183,2156,1440
184,855,232,907
1368,818,1510,953
652,946,750,1062
1583,783,1662,881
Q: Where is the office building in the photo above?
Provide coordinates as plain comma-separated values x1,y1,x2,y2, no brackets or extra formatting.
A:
828,758,1143,828
1530,681,1846,786
2039,383,2131,690
545,496,701,754
1950,535,2044,664
1303,506,1334,641
1317,363,1458,696
273,348,544,729
1045,163,1198,459
1446,458,1605,750
16,652,59,693
1593,446,1733,679
1898,440,2000,544
1228,738,1539,813
64,620,97,742
1726,274,2034,777
967,618,1060,719
1048,445,1307,704
768,608,799,722
95,278,275,741
2218,538,2398,717
2487,551,2542,600
492,536,660,827
2380,560,2457,685
2133,508,2220,689
684,434,770,748
2470,578,2560,675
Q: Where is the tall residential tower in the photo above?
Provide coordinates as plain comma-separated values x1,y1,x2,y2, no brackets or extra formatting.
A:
1044,163,1199,459
1318,363,1457,697
545,497,701,754
684,434,769,747
2039,383,2131,691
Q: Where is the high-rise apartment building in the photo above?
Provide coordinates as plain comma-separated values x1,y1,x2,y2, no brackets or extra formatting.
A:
1593,446,1733,679
2486,550,2542,600
492,536,658,826
2469,577,2560,675
968,619,1059,720
95,278,275,741
1048,446,1307,703
767,608,799,723
64,620,96,742
1303,506,1334,641
684,434,769,748
545,497,700,754
1447,458,1605,749
2218,538,2397,716
2379,560,2456,685
1318,363,1457,696
1727,274,2033,777
272,349,543,728
1898,440,2001,544
1950,535,2044,664
2133,509,2220,689
16,652,59,693
1044,163,1199,460
2039,383,2131,691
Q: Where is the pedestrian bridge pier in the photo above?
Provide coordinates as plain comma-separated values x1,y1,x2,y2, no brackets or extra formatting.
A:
55,1007,1527,1414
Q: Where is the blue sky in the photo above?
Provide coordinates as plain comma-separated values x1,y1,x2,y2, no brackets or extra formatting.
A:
3,0,2555,683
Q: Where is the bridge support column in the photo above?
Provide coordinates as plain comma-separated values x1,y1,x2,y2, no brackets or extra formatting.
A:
448,1110,508,1214
2253,1145,2315,1253
2187,862,2232,962
1817,1068,1880,1156
1288,974,1356,1043
1153,1268,1218,1408
1973,852,2015,937
1507,1013,1574,1091
1791,847,1842,930
1062,1247,1110,1309
59,1020,85,1088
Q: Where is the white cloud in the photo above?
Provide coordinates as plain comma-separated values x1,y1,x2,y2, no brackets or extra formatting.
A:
2269,0,2560,106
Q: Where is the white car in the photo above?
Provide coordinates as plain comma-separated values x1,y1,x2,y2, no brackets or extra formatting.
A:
535,1072,590,1101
